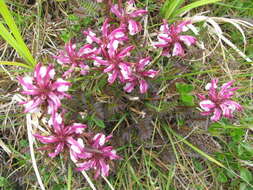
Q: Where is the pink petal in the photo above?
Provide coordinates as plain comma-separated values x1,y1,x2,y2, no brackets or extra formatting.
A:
117,45,134,58
123,82,136,93
76,160,93,171
139,79,148,94
199,100,216,112
93,133,106,147
128,19,141,35
34,134,58,144
99,159,110,177
172,42,184,56
68,123,87,134
179,35,196,46
137,57,150,71
119,63,132,80
101,18,110,37
142,69,159,78
48,143,64,158
110,4,123,18
130,9,148,17
175,21,191,33
53,78,71,92
210,108,222,122
80,64,90,75
108,70,118,84
23,98,43,113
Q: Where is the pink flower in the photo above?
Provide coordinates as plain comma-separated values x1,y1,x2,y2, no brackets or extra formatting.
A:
153,19,196,57
83,18,128,55
198,79,242,122
54,41,98,77
34,113,87,158
123,57,159,93
110,0,148,35
93,45,135,84
72,133,120,179
18,63,71,114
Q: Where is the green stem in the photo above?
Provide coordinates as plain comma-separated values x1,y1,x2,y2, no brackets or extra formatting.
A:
67,163,72,190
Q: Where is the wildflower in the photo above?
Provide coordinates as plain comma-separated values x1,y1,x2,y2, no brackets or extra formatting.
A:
72,133,120,179
198,79,242,122
93,45,135,84
153,19,196,57
83,18,128,55
123,57,159,93
18,63,71,114
34,113,87,158
54,41,98,77
110,0,148,35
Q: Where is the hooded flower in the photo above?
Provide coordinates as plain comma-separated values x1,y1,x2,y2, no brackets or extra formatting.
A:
110,0,148,35
18,63,71,114
71,133,120,179
123,57,159,93
93,45,135,84
198,79,242,122
83,18,128,56
34,113,87,158
153,19,196,57
54,41,98,77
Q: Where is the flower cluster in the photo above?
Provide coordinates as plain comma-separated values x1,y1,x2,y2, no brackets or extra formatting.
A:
153,19,196,57
17,0,244,183
55,0,159,94
18,63,71,114
198,79,242,122
34,113,120,178
18,64,120,178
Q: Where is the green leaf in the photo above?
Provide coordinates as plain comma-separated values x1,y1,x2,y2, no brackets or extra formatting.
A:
176,83,194,93
240,143,253,156
91,116,106,128
180,93,195,106
217,172,228,183
240,168,253,183
0,177,8,187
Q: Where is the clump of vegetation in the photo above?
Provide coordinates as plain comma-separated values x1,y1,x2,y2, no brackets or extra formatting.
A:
0,0,253,189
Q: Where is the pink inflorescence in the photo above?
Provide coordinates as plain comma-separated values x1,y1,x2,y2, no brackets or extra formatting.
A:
34,113,87,158
198,79,243,122
54,41,98,78
71,133,121,179
111,0,148,35
153,19,196,57
82,12,159,93
124,57,159,94
18,63,71,114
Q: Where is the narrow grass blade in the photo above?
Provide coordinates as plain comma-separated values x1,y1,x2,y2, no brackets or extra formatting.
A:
161,0,184,19
0,61,31,69
0,22,32,66
172,0,221,18
164,124,225,168
0,0,36,67
164,123,253,187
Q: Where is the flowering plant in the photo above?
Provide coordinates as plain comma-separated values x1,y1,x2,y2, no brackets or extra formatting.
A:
198,79,242,122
